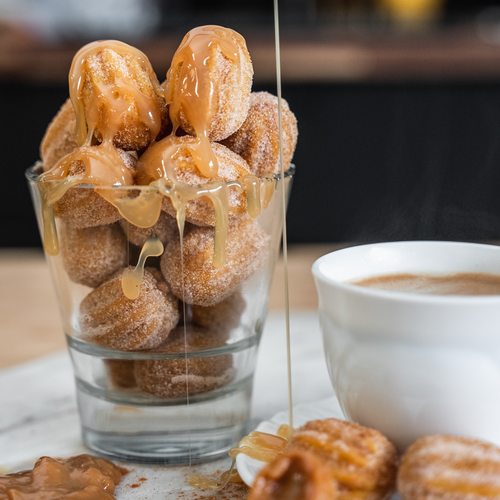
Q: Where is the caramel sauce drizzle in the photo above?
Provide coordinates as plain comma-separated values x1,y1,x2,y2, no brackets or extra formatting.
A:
121,234,164,299
187,425,292,490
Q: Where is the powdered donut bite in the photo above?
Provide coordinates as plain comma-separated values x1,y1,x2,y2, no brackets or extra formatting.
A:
60,222,127,288
80,267,180,351
221,91,298,177
287,419,398,500
134,325,234,399
398,434,500,500
51,150,136,228
161,217,269,306
165,26,253,142
248,448,338,500
120,210,179,248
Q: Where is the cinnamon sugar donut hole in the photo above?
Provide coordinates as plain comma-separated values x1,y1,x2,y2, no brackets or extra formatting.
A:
248,448,337,500
134,325,234,399
191,291,246,332
81,46,169,151
398,434,500,500
60,222,127,288
120,210,179,248
288,419,398,500
104,359,136,388
40,99,78,172
161,217,269,306
153,137,250,227
165,28,253,142
221,92,298,177
52,151,135,228
80,267,180,351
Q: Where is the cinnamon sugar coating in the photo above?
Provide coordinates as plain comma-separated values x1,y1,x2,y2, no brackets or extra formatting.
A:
52,151,135,228
156,137,251,226
104,359,136,388
134,325,234,398
166,30,253,141
120,210,179,247
60,222,127,288
249,448,337,500
221,92,298,177
398,435,500,500
80,267,180,351
40,99,78,172
81,47,169,151
191,291,246,332
287,419,398,500
161,217,269,306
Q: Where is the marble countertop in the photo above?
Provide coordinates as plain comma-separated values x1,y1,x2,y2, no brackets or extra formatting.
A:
0,311,337,499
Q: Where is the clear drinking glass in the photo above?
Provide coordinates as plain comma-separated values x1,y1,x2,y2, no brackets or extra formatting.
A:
26,163,293,464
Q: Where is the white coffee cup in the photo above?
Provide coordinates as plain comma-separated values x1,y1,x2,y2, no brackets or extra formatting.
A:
312,241,500,452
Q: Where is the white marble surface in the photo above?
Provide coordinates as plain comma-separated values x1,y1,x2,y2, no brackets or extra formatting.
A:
0,310,337,498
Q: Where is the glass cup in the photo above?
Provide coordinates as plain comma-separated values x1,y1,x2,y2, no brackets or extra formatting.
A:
26,163,294,464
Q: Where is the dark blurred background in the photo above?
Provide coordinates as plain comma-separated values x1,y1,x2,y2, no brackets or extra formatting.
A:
3,0,500,247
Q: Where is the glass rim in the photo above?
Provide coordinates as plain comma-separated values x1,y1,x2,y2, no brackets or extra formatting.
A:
25,161,295,190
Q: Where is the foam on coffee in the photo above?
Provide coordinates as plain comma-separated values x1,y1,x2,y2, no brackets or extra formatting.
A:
351,272,500,296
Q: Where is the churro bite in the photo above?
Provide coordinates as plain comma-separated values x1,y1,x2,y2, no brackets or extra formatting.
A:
120,210,179,247
161,217,269,306
80,267,180,351
40,99,78,172
137,136,250,226
60,222,127,288
249,448,337,500
52,149,136,228
165,25,253,143
398,434,500,500
134,325,234,398
191,291,246,332
287,419,398,500
75,41,168,151
221,91,298,177
105,359,136,388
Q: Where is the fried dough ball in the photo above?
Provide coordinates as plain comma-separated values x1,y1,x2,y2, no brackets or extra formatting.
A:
40,99,78,172
53,151,135,228
398,435,500,500
165,27,253,142
80,267,180,351
137,137,250,226
104,359,136,388
191,291,246,332
221,92,298,177
287,419,398,500
60,222,127,288
134,325,234,398
120,210,179,248
249,449,337,500
80,45,169,151
161,217,269,306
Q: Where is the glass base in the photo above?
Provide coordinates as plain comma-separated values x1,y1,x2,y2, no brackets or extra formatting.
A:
76,378,252,464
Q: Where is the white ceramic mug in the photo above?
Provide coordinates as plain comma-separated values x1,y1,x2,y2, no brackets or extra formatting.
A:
312,241,500,452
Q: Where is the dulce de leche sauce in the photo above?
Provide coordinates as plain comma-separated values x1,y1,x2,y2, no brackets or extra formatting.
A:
0,454,127,500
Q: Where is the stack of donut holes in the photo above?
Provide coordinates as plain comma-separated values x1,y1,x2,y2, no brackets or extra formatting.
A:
40,30,298,399
249,421,500,500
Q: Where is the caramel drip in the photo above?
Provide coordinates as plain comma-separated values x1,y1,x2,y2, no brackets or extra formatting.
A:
0,455,126,500
69,40,163,147
121,235,164,299
187,426,292,491
164,26,244,178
